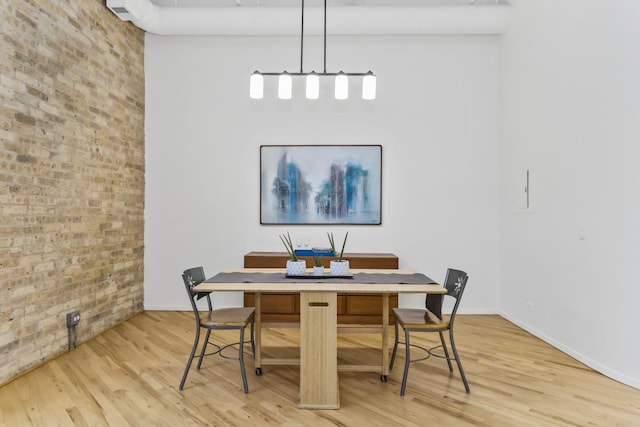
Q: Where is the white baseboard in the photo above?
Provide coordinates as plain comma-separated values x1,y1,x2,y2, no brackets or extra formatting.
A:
499,311,640,390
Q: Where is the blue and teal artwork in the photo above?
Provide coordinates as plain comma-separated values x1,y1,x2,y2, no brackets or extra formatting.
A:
260,145,382,225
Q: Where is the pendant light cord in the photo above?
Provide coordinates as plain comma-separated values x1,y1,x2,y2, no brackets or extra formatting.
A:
323,0,327,74
300,0,304,73
298,0,335,75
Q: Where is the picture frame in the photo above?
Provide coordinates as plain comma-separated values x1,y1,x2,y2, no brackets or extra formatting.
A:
260,145,382,225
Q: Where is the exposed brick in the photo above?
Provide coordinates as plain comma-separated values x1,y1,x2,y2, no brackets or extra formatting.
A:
0,0,145,385
15,112,36,125
15,11,37,29
26,86,48,101
16,153,36,163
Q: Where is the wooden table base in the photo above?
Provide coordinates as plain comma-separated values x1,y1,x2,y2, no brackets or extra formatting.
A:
299,291,339,409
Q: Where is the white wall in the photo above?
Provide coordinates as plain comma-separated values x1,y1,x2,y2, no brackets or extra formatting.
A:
500,0,640,388
144,1,640,391
144,34,501,312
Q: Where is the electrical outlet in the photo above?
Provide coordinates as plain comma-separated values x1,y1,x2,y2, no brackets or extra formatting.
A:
67,311,80,327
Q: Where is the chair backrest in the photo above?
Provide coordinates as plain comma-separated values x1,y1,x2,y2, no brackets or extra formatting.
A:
182,267,213,315
425,268,469,320
444,268,468,301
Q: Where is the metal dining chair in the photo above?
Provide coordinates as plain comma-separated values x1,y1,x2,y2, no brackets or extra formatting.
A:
179,266,256,393
389,268,470,396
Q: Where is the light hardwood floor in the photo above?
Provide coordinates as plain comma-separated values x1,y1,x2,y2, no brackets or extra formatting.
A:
1,313,639,426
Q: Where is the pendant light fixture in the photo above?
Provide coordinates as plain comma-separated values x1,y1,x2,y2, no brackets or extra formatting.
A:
334,72,348,100
249,0,376,101
306,72,319,100
278,72,292,100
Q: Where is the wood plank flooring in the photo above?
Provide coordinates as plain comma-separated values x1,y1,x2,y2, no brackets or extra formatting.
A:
1,313,639,426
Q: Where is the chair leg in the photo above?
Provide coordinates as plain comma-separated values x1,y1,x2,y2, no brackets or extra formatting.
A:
196,329,212,369
179,327,201,390
250,319,256,358
400,328,411,396
239,328,249,393
389,317,400,370
439,331,454,372
449,328,470,393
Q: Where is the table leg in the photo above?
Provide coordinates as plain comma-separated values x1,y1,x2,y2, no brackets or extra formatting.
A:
255,292,262,374
299,291,339,409
381,293,389,379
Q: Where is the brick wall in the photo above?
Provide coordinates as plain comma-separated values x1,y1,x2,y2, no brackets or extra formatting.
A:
0,0,145,384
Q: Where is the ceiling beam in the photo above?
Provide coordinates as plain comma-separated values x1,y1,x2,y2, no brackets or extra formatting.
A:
107,0,510,36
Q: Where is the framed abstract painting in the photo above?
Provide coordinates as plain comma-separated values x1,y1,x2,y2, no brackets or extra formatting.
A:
260,145,382,225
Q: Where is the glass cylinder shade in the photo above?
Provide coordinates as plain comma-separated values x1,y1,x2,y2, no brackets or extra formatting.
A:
249,72,263,99
278,73,292,100
362,72,376,100
306,73,319,100
335,73,348,100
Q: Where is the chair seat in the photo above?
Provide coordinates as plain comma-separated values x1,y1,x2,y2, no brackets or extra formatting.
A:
392,307,450,330
181,267,256,393
390,269,470,396
201,307,255,327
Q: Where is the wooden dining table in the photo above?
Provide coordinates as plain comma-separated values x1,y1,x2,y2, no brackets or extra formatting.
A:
195,268,446,409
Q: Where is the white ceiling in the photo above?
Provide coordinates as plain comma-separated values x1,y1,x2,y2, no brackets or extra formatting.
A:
110,0,509,35
149,0,503,7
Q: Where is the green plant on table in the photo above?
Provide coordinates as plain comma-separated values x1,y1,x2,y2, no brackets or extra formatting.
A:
327,231,348,262
279,232,298,261
313,255,324,267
